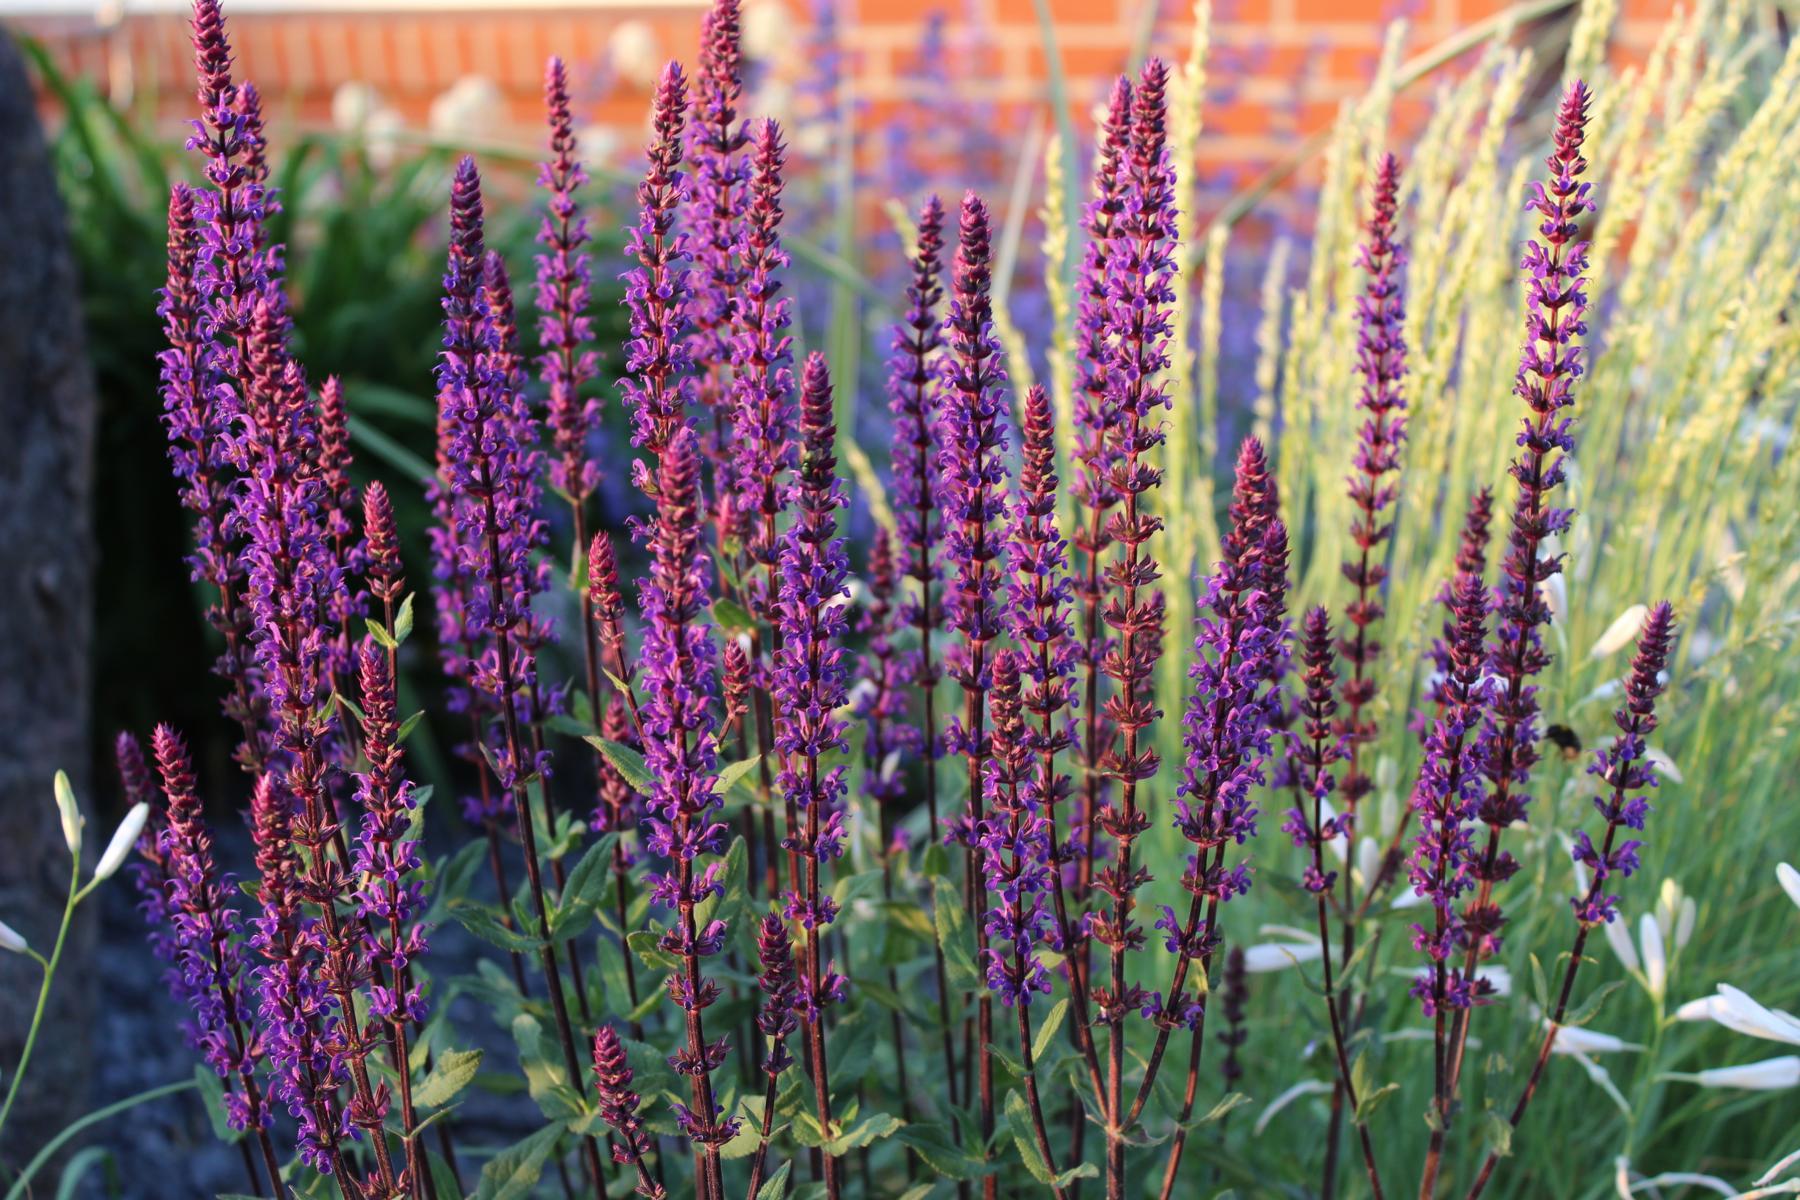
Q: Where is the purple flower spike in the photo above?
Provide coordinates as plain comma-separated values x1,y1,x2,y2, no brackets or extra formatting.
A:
350,643,429,1026
1092,61,1177,1030
1337,152,1408,815
1424,488,1495,715
889,195,948,813
1571,602,1675,924
1286,608,1344,897
940,190,1011,803
1465,80,1596,965
729,118,797,618
688,0,751,440
363,480,404,613
978,649,1056,1007
633,424,739,1150
1155,451,1291,1031
1408,569,1492,1015
536,56,602,507
1005,385,1082,899
145,726,269,1135
774,352,853,893
594,1025,664,1197
621,62,698,472
854,526,920,820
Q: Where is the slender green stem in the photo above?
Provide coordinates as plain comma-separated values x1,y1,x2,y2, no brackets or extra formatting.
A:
3,1079,200,1200
0,848,80,1140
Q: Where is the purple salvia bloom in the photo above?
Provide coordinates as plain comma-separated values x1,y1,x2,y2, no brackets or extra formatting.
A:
246,768,351,1174
1157,468,1291,1031
1284,608,1345,897
535,57,602,507
621,63,699,471
774,354,852,990
362,480,404,616
1465,81,1596,963
1092,61,1177,1029
145,726,270,1135
940,190,1011,835
593,693,643,837
728,119,798,617
159,180,267,767
853,526,920,822
1336,152,1407,818
978,650,1056,1007
594,1025,663,1196
1570,602,1675,924
1422,488,1495,718
754,909,799,1072
1005,385,1083,890
317,376,367,688
632,424,738,1148
889,194,947,798
350,642,429,1025
1070,80,1133,870
1407,569,1492,1015
687,0,751,443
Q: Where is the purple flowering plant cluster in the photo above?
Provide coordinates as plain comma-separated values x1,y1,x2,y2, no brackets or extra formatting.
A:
62,2,1692,1198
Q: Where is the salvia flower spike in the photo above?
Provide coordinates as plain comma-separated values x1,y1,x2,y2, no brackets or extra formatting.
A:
1455,76,1596,1088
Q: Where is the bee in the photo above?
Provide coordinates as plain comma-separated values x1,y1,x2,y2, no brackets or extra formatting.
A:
1545,723,1583,762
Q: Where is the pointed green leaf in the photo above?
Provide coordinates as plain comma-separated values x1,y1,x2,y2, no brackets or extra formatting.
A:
413,1048,482,1109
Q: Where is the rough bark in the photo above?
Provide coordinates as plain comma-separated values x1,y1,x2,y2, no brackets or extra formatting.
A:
0,27,98,1170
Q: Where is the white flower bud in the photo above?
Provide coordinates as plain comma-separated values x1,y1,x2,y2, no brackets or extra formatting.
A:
54,770,83,857
0,918,27,955
93,803,151,883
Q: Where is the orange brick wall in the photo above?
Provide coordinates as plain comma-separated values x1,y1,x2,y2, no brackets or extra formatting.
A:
14,0,1677,195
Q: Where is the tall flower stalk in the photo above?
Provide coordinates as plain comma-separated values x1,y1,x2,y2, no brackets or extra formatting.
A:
1448,78,1597,1108
1323,151,1407,1197
1463,603,1674,1199
774,353,853,1196
146,726,283,1190
1091,63,1176,1199
634,427,738,1198
887,193,959,1106
940,191,1011,1191
688,0,750,463
1134,440,1289,1193
437,155,602,1189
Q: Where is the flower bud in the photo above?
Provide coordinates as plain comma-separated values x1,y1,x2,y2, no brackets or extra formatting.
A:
94,803,152,883
53,770,83,856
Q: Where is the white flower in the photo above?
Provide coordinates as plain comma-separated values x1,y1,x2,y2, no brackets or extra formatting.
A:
1604,913,1639,974
1778,862,1800,912
1676,985,1800,1047
1241,935,1322,974
1652,879,1698,950
0,918,27,955
428,76,504,140
1354,836,1381,891
1639,913,1667,1002
330,81,383,132
1551,1025,1644,1056
54,770,83,857
1678,1056,1800,1091
93,803,150,883
1589,603,1649,659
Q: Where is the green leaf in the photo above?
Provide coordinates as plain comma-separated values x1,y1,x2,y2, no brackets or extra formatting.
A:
717,754,764,807
826,1111,905,1155
1032,998,1069,1063
1354,1081,1401,1123
1481,1109,1514,1158
934,877,979,993
470,1124,562,1200
756,1160,793,1200
55,1146,113,1200
1006,1090,1051,1184
192,1064,241,1144
897,1125,986,1180
585,737,653,795
413,1048,482,1108
396,709,426,744
364,616,398,651
628,929,682,973
394,592,416,643
1562,980,1626,1029
713,598,757,632
448,903,544,954
1199,1091,1252,1126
